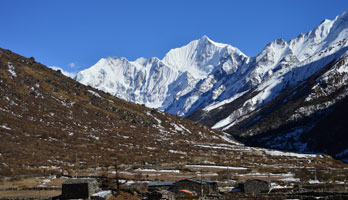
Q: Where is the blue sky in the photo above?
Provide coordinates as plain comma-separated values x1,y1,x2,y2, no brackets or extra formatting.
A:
1,0,348,74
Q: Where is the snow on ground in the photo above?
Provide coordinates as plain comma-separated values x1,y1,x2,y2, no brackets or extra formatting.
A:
8,62,16,77
88,90,102,98
171,123,183,132
134,168,180,173
38,179,51,187
270,183,293,189
309,179,321,184
212,115,233,129
195,144,233,150
169,150,187,155
281,177,301,182
185,165,248,170
0,125,11,130
203,91,248,112
196,172,219,177
92,190,112,198
236,172,300,182
263,149,318,158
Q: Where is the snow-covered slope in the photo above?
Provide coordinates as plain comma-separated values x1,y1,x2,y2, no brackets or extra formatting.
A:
187,10,348,161
190,9,348,130
76,9,348,121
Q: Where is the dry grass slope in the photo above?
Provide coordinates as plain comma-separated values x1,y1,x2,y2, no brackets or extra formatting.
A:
0,48,347,191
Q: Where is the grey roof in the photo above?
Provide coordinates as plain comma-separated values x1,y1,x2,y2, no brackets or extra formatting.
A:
245,179,269,183
63,178,97,184
148,181,175,187
178,178,217,184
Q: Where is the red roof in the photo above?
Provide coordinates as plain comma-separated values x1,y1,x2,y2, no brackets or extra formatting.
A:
179,189,194,195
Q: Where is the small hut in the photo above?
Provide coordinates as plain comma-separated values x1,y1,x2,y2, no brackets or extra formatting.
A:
148,180,175,191
240,179,270,193
62,179,100,199
173,178,218,197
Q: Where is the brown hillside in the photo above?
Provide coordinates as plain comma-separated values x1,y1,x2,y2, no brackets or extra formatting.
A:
0,48,347,187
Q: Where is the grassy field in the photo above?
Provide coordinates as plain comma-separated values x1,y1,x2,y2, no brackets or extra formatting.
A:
0,190,61,198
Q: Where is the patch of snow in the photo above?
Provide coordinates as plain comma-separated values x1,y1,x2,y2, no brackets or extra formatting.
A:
171,123,183,132
185,165,248,170
0,125,11,130
8,62,16,77
135,168,180,173
204,91,248,112
90,135,99,140
92,190,112,198
42,179,51,184
195,144,234,151
281,177,301,182
169,150,187,155
309,179,321,184
270,183,291,189
88,90,102,98
263,149,318,158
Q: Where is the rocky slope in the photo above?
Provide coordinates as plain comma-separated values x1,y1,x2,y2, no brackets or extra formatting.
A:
1,48,348,183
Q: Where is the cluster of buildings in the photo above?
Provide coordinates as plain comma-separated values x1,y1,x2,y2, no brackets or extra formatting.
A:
56,178,270,200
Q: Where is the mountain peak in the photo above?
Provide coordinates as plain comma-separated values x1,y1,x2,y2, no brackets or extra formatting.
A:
197,35,228,48
200,35,210,41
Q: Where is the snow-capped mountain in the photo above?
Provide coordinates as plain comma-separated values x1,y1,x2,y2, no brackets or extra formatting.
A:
76,10,348,120
188,10,348,161
190,9,348,129
76,9,348,160
76,9,348,161
75,35,247,113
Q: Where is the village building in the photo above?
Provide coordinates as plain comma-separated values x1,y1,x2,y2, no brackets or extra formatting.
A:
148,180,175,191
148,190,176,200
173,178,218,197
61,179,100,199
240,179,270,193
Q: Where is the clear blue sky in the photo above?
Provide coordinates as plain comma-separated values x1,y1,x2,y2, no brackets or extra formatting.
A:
1,0,347,73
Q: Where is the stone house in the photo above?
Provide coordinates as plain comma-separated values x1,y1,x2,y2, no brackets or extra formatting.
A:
62,179,100,199
173,178,218,197
240,179,270,193
148,180,175,191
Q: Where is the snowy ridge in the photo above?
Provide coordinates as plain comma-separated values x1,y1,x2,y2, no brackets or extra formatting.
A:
76,35,246,110
76,9,348,122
